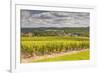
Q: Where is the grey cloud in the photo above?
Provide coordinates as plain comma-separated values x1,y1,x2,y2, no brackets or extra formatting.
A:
21,10,90,28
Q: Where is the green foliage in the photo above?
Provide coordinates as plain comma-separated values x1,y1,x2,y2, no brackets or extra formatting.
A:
21,36,89,57
21,27,89,37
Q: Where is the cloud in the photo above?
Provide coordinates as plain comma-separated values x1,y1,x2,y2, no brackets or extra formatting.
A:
21,10,90,28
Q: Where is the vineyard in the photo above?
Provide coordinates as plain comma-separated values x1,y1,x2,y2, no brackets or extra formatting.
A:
21,36,89,59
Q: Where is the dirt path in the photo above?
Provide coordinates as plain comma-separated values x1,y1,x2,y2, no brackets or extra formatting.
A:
21,49,88,63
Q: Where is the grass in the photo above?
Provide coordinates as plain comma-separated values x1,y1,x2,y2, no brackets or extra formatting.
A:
32,50,89,62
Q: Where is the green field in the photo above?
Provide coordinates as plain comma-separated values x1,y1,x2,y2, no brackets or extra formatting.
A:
21,36,89,61
32,50,89,62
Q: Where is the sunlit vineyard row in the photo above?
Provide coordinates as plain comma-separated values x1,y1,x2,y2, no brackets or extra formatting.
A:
21,36,89,41
21,36,89,58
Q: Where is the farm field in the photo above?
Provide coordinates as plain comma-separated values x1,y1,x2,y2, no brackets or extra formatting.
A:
21,36,89,63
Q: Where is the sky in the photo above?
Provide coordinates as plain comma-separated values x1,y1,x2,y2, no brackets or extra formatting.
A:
20,10,90,28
